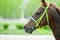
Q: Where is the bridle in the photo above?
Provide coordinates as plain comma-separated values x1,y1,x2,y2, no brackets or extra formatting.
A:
30,4,60,37
30,4,49,29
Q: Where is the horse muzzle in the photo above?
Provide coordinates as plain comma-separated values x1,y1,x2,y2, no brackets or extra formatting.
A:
24,26,36,34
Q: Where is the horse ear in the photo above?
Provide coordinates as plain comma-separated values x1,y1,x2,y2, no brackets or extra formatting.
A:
41,0,47,6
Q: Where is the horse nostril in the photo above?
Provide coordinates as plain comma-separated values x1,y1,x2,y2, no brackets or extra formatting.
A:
24,26,26,29
29,27,32,30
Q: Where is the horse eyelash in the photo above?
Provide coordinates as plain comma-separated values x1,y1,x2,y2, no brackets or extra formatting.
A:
36,12,40,15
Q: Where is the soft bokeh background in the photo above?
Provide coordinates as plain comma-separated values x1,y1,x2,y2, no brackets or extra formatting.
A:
0,0,60,35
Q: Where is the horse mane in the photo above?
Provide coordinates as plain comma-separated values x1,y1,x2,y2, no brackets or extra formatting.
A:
55,6,60,15
50,3,60,15
49,3,60,23
41,0,60,15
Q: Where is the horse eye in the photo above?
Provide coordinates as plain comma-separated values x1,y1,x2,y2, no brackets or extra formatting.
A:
36,12,40,15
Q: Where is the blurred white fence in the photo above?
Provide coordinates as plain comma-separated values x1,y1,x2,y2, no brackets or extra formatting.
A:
0,35,55,40
0,18,27,29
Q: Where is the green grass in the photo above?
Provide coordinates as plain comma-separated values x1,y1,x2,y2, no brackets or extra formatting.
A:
0,29,26,35
0,23,52,35
0,28,52,35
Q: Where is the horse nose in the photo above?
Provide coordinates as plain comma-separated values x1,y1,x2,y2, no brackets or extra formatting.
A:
24,26,26,29
24,26,29,33
24,25,28,29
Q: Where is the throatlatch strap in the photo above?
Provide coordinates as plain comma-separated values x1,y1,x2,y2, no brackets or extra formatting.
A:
46,12,49,25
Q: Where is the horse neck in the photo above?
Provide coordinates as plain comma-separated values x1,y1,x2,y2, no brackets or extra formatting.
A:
49,20,60,40
49,12,60,40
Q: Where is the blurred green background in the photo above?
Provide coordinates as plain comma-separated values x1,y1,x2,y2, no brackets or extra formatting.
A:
0,0,60,35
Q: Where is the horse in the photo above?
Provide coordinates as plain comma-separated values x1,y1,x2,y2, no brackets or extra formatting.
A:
24,0,60,40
